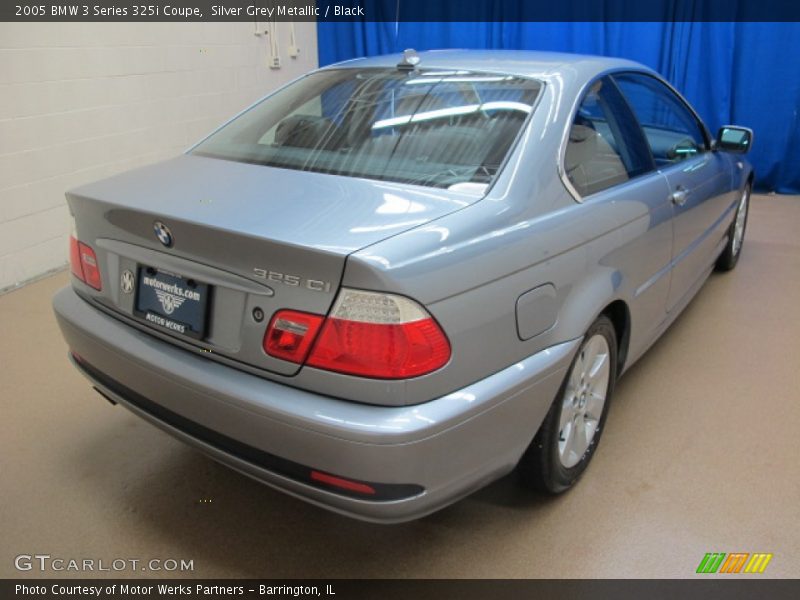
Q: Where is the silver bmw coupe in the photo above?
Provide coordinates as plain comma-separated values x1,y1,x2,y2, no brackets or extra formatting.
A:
54,50,753,522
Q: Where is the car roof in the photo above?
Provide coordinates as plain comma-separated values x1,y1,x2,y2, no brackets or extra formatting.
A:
321,49,649,81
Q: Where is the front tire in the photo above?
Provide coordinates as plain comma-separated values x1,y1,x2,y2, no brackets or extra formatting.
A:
716,183,751,272
519,315,617,494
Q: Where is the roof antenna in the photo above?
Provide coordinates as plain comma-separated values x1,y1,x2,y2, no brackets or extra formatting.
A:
397,48,421,72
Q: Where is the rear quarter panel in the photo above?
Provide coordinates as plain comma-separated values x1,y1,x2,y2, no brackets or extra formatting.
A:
340,168,675,405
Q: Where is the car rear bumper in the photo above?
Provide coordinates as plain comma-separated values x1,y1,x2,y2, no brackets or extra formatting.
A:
53,285,577,523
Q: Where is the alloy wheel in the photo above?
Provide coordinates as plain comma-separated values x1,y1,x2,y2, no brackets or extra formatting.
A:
732,187,749,256
558,334,611,468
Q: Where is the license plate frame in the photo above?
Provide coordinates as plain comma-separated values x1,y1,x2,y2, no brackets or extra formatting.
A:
134,266,210,340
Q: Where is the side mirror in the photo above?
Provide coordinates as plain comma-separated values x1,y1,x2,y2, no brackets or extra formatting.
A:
716,126,753,154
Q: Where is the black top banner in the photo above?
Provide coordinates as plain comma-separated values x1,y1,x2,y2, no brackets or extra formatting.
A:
3,0,800,22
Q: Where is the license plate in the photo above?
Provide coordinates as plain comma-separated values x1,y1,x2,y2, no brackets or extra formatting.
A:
134,267,210,339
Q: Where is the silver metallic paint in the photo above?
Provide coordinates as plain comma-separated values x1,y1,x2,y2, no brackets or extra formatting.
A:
54,50,752,521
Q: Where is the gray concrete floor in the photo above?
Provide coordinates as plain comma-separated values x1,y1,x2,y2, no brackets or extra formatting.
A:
1,194,798,579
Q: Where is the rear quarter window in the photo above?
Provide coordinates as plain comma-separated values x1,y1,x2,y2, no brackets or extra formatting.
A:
564,77,654,197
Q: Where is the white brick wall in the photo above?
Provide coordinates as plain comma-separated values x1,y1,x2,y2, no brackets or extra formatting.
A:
0,21,318,292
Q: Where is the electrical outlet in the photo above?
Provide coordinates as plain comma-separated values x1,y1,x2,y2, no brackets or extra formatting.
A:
288,45,300,58
269,56,281,69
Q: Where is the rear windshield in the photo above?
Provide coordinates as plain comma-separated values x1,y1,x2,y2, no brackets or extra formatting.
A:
191,68,542,190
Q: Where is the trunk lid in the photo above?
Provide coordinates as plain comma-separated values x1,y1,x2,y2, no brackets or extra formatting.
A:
67,154,476,376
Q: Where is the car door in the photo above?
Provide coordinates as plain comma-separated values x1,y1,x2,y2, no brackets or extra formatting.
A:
562,77,673,341
612,73,731,312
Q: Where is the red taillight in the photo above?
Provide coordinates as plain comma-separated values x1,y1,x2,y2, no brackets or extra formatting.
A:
69,236,82,279
310,470,376,496
308,289,450,379
69,235,102,291
263,289,450,379
263,309,324,363
307,317,450,379
78,242,101,290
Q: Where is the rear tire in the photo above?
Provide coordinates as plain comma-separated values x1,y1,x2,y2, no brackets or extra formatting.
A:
715,183,751,272
518,315,617,494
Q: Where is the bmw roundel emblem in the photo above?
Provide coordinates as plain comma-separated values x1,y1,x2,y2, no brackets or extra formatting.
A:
153,221,173,247
120,269,135,294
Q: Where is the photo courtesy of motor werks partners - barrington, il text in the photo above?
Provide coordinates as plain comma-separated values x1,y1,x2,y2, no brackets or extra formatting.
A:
14,583,333,597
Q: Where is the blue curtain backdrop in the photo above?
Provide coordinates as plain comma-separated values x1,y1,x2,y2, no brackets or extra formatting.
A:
317,19,800,193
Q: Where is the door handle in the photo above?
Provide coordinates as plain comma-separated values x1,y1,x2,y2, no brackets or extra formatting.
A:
671,187,689,206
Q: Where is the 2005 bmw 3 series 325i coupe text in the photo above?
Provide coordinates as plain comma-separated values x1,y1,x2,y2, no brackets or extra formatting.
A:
54,50,754,522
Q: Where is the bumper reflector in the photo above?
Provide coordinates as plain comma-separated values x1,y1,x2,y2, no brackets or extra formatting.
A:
310,470,377,496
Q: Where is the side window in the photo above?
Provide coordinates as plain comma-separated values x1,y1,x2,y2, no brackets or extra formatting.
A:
613,73,707,166
565,77,654,197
